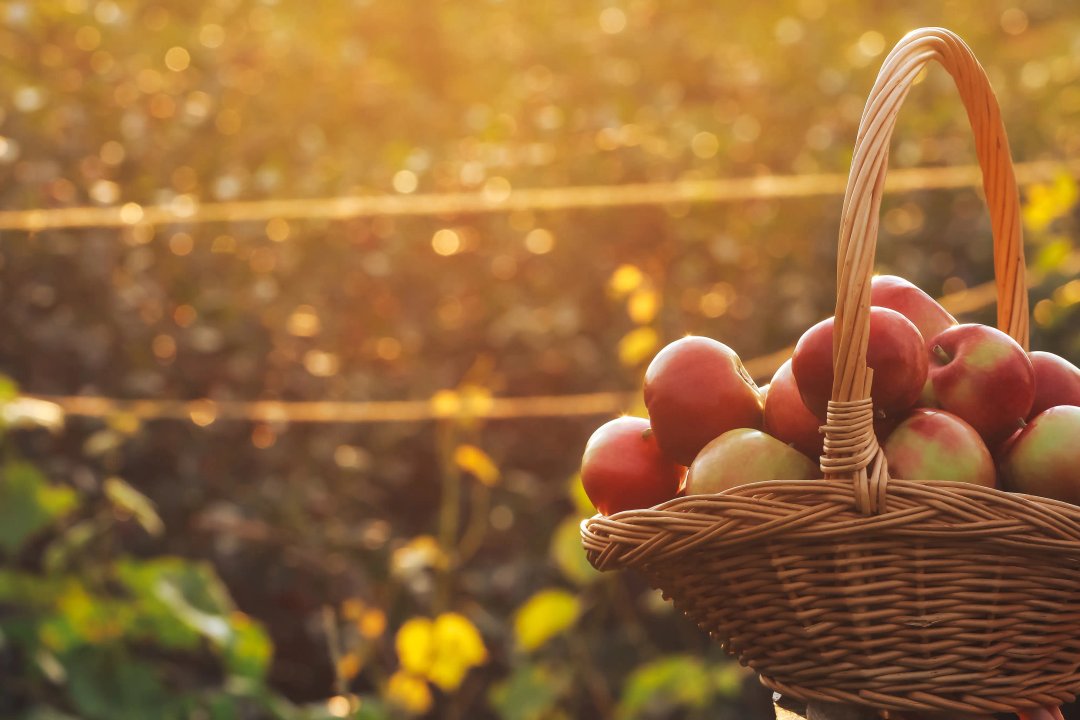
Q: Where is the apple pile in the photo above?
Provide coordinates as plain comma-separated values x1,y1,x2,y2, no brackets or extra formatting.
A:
581,275,1080,516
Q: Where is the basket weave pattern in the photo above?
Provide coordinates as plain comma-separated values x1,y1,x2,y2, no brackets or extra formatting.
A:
581,28,1080,715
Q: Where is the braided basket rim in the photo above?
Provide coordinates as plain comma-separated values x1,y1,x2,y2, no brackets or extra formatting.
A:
582,479,1080,713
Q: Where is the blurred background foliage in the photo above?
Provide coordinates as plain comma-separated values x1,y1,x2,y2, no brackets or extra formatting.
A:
1,0,1079,718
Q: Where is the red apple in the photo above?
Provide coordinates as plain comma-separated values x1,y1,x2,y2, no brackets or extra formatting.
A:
791,307,928,421
644,336,763,466
1000,405,1080,505
871,274,957,349
580,416,683,515
763,359,823,459
1029,351,1080,418
685,428,820,495
883,409,995,486
927,324,1034,446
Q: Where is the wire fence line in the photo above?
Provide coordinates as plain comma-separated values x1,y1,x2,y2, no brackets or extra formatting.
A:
1,158,1077,232
22,266,1049,426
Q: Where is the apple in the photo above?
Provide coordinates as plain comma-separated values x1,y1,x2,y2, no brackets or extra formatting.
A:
791,307,928,421
580,416,683,515
927,324,1034,445
883,409,995,486
870,274,957,349
685,428,820,495
1000,406,1080,505
644,336,763,466
1029,351,1080,418
763,359,823,459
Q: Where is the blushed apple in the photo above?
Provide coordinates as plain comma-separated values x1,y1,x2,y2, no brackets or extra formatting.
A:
580,416,684,515
763,359,823,459
792,307,928,421
927,324,1034,446
1029,351,1080,418
871,274,957,350
1000,406,1080,505
644,336,763,466
685,428,821,495
884,409,995,486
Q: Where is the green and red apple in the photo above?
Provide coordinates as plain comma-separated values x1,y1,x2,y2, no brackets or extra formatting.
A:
883,409,995,487
1000,406,1080,505
685,428,821,495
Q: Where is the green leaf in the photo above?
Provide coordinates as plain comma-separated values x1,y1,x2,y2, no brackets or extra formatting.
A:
116,557,273,680
513,589,581,652
711,662,750,698
224,611,273,680
64,646,174,720
104,477,164,536
0,462,79,555
489,663,566,720
549,517,599,586
44,519,100,573
616,655,713,720
39,580,130,651
116,557,231,650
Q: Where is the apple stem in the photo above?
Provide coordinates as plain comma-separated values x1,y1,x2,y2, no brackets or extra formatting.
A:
641,427,653,440
1017,417,1027,429
931,344,952,365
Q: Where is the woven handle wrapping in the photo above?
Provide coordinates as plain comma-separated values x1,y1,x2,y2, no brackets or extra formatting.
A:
825,27,1028,515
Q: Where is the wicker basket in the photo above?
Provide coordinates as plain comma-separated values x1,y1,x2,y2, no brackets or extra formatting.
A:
581,27,1080,716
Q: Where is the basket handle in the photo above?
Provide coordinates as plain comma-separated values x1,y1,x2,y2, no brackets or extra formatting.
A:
824,27,1028,514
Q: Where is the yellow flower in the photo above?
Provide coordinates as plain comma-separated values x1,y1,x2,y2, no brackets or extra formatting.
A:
395,617,435,676
393,613,488,692
386,670,433,715
514,589,581,652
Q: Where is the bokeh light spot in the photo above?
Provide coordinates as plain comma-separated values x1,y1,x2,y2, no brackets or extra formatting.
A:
524,228,554,254
392,170,418,194
152,334,177,361
173,304,197,328
599,7,627,34
169,232,194,256
266,217,290,242
287,306,322,337
691,131,719,159
189,399,218,427
774,16,804,45
164,46,191,72
375,337,402,360
432,229,462,256
858,31,885,58
200,23,226,48
482,176,512,203
304,350,340,377
119,202,143,224
1001,8,1029,35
